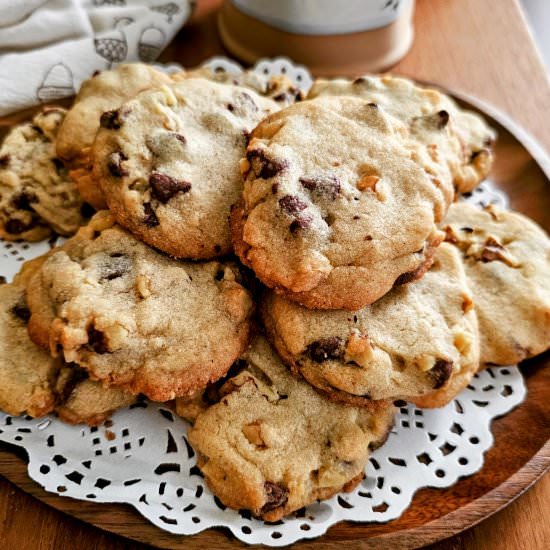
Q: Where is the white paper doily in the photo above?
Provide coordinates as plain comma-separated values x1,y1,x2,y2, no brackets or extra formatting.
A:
0,58,524,547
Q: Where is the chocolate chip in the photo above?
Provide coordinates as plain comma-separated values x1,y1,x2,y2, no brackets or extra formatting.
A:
92,70,101,77
307,337,343,363
227,103,235,112
429,359,453,389
461,227,474,233
353,77,368,85
31,124,45,136
0,154,10,168
6,218,34,235
52,158,68,177
271,183,279,194
12,191,37,211
48,233,60,248
279,195,308,215
394,269,420,286
107,151,128,177
57,365,88,402
80,202,95,218
11,301,30,323
436,110,450,129
143,202,159,227
261,482,288,515
87,326,109,354
173,133,186,145
149,172,191,203
100,109,125,130
470,149,489,162
299,175,341,199
367,102,379,109
246,150,288,179
289,215,312,233
273,92,291,103
394,250,431,285
100,254,131,282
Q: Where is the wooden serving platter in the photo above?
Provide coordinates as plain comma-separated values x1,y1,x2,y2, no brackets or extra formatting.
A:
0,91,549,549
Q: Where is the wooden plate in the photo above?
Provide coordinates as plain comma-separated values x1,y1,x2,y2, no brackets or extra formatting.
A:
0,90,549,549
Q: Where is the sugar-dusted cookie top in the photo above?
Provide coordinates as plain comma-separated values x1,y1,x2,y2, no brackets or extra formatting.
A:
93,78,281,258
188,336,395,521
27,211,255,401
56,63,174,210
0,266,134,424
308,75,496,194
232,96,452,310
261,243,479,406
443,202,550,365
0,108,85,241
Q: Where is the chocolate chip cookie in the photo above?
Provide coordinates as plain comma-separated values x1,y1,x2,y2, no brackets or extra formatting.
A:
308,75,496,194
56,63,174,210
187,336,395,521
55,373,136,426
26,211,255,401
0,108,86,241
93,78,280,259
232,96,451,310
0,273,134,424
186,66,305,106
261,243,479,406
0,279,60,417
443,202,550,365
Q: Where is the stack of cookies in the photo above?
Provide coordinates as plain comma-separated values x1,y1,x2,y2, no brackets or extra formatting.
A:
1,64,549,522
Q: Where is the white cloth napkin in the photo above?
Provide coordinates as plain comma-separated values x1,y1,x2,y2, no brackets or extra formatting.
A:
0,0,193,115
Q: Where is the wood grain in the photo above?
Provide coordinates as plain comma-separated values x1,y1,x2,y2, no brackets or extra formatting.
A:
160,0,550,155
2,0,550,548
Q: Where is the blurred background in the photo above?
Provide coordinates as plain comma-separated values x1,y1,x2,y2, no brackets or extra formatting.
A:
522,0,550,68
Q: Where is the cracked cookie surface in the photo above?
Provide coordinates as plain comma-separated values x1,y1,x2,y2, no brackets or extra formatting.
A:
26,211,255,401
186,66,305,106
443,202,550,365
0,108,85,241
261,243,479,406
308,75,496,194
0,264,134,424
93,78,281,259
56,63,173,210
188,336,395,521
232,96,451,310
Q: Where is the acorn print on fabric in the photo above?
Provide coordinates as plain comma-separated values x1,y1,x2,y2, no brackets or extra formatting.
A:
37,63,75,102
114,17,135,28
94,29,128,69
150,3,181,23
93,0,126,5
138,27,166,62
382,0,401,10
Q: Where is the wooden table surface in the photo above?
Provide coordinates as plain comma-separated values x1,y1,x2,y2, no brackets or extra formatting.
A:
1,0,549,548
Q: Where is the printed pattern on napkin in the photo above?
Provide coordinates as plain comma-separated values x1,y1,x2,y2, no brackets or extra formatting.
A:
0,0,193,115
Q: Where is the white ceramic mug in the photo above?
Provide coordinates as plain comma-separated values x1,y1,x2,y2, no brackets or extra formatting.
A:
218,0,415,75
231,0,413,35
